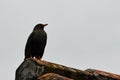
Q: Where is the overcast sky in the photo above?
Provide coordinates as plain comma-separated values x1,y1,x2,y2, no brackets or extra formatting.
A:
0,0,120,80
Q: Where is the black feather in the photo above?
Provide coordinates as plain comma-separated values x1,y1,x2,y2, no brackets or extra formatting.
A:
25,24,47,59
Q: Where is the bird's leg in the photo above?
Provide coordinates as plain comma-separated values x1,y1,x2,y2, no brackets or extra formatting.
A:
30,54,32,58
35,57,41,60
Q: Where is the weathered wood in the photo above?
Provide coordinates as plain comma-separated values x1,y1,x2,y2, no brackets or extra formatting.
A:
35,59,93,80
15,58,92,80
15,58,120,80
38,73,74,80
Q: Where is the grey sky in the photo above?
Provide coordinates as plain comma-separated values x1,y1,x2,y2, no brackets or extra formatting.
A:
0,0,120,80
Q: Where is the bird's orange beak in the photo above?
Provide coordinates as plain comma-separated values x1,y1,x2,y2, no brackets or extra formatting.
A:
43,24,48,27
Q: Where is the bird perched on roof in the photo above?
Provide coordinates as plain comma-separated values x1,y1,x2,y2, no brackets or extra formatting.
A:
25,24,48,60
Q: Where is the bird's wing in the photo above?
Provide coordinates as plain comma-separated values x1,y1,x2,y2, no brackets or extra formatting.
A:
25,32,34,57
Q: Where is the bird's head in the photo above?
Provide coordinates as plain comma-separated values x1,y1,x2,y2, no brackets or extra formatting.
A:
33,24,48,30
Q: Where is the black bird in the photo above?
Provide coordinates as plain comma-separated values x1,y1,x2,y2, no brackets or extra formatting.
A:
25,24,47,59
